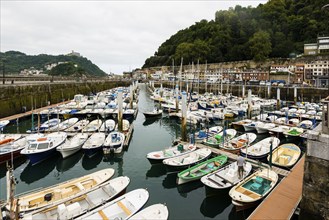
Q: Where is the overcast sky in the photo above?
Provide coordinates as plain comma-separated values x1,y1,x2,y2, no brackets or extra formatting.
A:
1,0,267,74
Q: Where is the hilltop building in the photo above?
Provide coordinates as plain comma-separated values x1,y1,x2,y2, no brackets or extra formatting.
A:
304,36,329,55
67,50,81,57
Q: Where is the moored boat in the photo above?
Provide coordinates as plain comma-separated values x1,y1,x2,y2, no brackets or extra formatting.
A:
82,132,106,157
194,126,223,143
74,188,149,220
267,143,301,167
229,168,278,209
0,120,10,130
21,176,130,220
103,131,125,154
12,168,115,213
162,148,212,172
46,117,79,132
20,132,67,165
202,129,237,148
56,133,89,158
129,203,169,220
255,122,277,134
146,143,197,164
99,119,116,133
201,161,252,191
143,108,163,118
0,137,29,164
220,133,257,152
177,155,228,185
240,137,280,159
231,119,252,130
65,119,89,132
81,119,103,133
283,127,304,140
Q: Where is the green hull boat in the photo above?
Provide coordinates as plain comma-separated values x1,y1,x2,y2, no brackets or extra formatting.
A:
177,155,228,185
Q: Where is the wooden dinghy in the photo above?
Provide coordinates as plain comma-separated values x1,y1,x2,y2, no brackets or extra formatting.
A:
13,168,115,213
267,143,301,168
129,203,169,220
177,155,228,185
0,137,29,164
229,169,278,209
201,161,252,190
146,143,196,164
75,188,149,220
162,148,212,172
21,176,130,220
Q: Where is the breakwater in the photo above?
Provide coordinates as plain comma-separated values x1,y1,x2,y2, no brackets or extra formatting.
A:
0,80,130,118
158,81,329,103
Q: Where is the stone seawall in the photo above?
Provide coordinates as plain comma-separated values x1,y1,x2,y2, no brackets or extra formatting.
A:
0,80,130,118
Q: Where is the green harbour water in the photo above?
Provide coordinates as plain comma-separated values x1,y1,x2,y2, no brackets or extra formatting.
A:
0,83,302,219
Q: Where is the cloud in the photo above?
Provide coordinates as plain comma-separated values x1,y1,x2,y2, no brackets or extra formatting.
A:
1,1,266,74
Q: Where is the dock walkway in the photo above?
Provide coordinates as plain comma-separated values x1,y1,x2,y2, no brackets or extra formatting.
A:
0,101,70,122
247,156,305,220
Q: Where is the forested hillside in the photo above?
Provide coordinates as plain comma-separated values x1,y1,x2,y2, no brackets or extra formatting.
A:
0,51,106,76
143,0,329,67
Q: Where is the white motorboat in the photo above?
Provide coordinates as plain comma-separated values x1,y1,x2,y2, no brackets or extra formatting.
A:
146,143,197,164
56,133,89,158
82,132,106,157
240,137,280,159
21,132,67,165
201,161,252,190
103,131,125,154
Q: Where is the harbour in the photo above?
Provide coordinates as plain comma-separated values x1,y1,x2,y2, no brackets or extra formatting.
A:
0,82,327,219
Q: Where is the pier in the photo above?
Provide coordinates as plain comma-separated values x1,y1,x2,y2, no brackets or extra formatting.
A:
248,156,305,219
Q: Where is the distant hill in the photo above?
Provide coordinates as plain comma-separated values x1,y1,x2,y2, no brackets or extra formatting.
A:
0,51,106,77
143,0,329,67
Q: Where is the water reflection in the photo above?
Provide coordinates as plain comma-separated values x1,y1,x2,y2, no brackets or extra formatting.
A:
20,154,59,184
103,154,124,176
162,172,178,189
145,164,167,179
200,192,232,218
177,180,204,197
142,117,161,126
0,157,27,179
56,151,83,173
81,151,103,170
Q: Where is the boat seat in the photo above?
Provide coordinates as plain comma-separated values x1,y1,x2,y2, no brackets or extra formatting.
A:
98,210,109,220
117,201,132,216
226,167,237,182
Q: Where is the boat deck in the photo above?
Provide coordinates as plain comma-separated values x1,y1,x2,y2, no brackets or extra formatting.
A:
247,156,305,220
0,101,70,122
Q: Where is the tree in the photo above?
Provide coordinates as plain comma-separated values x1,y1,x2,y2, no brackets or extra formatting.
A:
249,30,272,62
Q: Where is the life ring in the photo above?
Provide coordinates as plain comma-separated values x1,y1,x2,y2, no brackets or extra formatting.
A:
0,138,14,145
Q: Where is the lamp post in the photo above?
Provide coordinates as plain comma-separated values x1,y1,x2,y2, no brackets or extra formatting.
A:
322,4,329,95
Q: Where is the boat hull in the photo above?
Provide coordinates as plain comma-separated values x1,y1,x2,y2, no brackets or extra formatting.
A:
57,147,81,159
23,148,57,165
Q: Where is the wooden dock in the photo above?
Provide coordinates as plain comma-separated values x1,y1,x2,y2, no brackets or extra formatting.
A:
0,100,71,122
247,156,305,220
196,143,290,177
123,124,134,147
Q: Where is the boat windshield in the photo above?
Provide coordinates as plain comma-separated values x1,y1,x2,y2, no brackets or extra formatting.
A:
38,143,49,150
28,143,38,150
